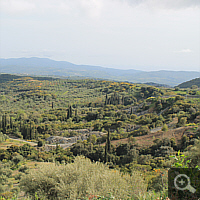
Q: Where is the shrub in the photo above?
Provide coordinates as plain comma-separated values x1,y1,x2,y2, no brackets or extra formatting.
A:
0,162,13,195
0,132,9,143
162,124,168,132
14,172,23,180
37,140,43,147
19,165,29,173
12,155,23,166
20,156,147,199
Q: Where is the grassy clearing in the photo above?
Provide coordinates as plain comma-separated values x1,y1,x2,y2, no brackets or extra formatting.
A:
0,139,27,149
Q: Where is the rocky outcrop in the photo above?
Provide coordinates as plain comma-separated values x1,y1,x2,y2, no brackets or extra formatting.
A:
46,130,106,145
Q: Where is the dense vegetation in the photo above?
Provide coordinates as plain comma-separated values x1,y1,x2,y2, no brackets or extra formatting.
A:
0,75,199,199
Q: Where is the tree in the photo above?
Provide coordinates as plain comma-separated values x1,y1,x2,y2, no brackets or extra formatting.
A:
162,124,168,132
104,129,111,163
2,114,7,134
178,117,187,127
0,132,9,143
67,105,72,119
10,116,13,130
181,135,189,150
0,162,12,193
191,85,198,89
121,113,128,121
38,140,44,147
128,136,136,144
29,121,32,140
90,134,97,144
12,154,23,166
107,129,111,153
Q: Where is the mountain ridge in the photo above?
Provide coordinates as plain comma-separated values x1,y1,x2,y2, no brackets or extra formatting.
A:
1,57,199,86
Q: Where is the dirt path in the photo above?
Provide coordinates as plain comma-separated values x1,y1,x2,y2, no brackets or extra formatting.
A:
8,136,37,146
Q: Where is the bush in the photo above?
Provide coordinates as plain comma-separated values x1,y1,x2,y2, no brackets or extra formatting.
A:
11,186,20,195
14,172,23,180
20,156,147,199
19,165,29,173
162,124,168,132
0,132,9,142
12,154,23,166
147,170,168,193
37,140,44,147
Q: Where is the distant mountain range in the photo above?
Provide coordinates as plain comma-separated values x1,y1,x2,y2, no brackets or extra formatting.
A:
0,57,199,86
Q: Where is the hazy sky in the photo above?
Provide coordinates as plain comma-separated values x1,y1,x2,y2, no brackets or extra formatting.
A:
0,0,200,71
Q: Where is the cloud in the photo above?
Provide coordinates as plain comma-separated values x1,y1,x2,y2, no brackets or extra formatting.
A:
148,0,200,9
0,0,103,17
174,49,193,53
119,0,200,9
1,0,199,18
80,0,103,17
0,0,36,14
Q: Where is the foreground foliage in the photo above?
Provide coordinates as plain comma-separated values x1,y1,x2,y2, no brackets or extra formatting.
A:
20,156,147,199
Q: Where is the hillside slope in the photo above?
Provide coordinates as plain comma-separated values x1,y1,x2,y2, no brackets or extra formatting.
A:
177,77,200,88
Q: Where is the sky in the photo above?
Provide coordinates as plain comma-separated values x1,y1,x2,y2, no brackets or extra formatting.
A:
0,0,200,71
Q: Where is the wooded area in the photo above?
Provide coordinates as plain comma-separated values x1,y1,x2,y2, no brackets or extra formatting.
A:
0,74,200,199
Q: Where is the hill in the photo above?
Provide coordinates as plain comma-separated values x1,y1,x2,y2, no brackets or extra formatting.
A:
0,73,58,84
177,77,200,88
0,74,22,83
0,76,200,199
1,57,200,86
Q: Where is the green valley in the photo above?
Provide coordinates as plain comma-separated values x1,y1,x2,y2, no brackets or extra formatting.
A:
0,75,200,199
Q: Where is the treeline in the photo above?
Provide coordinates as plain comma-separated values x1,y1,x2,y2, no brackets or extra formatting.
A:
0,74,57,84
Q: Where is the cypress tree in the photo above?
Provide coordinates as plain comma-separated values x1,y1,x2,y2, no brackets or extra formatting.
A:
35,129,38,140
20,119,22,132
105,94,108,105
26,125,29,140
107,128,111,153
69,105,72,118
2,115,5,132
21,121,25,139
0,116,2,129
75,109,77,117
67,110,69,119
4,115,7,128
130,107,133,115
2,114,7,134
30,121,32,140
4,115,7,131
10,116,13,130
104,142,107,163
32,123,35,139
104,128,111,163
122,96,124,105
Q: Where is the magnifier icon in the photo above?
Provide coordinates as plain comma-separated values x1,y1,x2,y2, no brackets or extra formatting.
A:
174,174,196,193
